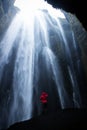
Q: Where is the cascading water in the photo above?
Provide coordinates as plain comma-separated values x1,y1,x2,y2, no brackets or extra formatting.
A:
0,0,85,129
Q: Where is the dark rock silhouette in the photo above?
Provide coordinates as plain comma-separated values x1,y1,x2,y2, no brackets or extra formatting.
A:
7,109,87,130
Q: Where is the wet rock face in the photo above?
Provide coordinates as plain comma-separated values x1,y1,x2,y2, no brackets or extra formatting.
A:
1,0,9,13
0,0,17,38
0,0,4,18
64,11,87,80
0,0,14,15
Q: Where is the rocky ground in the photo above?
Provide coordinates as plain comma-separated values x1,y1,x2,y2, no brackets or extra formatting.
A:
7,108,87,130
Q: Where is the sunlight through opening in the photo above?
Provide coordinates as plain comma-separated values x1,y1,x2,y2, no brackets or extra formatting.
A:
14,0,44,11
14,0,65,19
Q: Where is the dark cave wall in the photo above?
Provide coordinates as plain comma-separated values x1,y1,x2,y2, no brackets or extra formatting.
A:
64,11,87,80
64,11,87,106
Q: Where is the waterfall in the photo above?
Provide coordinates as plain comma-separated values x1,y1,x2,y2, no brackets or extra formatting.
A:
0,0,83,129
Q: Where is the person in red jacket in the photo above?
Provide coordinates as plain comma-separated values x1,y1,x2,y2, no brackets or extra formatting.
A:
40,92,48,114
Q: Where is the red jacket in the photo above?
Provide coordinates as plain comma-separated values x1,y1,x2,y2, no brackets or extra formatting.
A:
40,92,48,103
